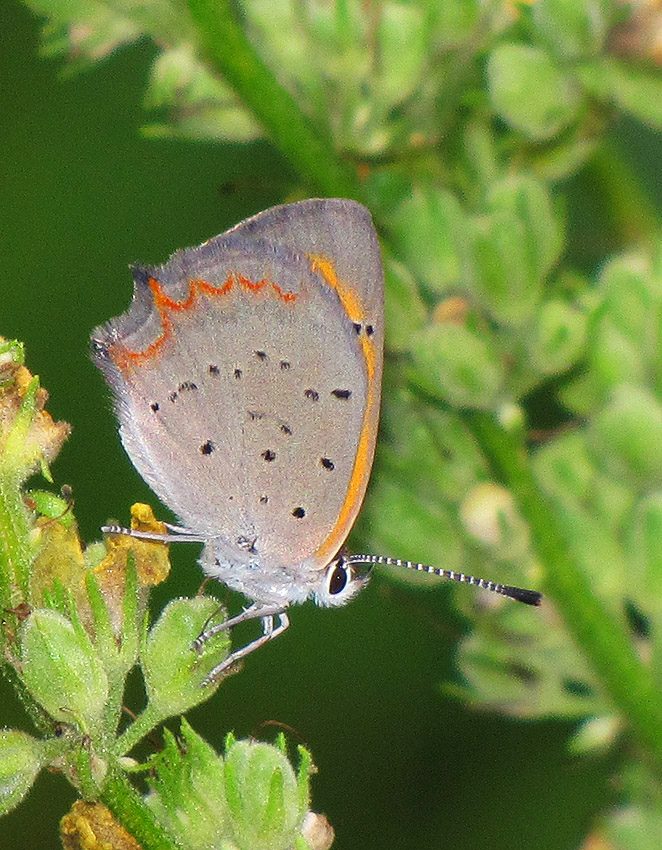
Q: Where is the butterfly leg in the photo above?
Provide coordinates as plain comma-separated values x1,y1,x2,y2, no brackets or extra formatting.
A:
193,602,286,649
201,610,290,685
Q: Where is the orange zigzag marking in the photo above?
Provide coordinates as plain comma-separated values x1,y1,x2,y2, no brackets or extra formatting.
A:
110,272,297,371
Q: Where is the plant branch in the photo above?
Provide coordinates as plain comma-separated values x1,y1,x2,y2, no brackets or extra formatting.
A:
112,705,162,758
186,0,362,200
464,409,662,772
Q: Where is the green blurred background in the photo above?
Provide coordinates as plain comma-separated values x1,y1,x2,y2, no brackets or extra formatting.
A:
4,1,653,847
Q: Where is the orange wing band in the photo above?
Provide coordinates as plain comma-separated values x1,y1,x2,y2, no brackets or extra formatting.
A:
109,273,297,372
307,254,380,567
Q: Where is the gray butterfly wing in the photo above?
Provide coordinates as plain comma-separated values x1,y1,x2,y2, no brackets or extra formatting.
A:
92,199,383,576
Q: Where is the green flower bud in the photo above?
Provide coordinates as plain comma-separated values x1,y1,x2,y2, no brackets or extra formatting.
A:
591,385,662,487
487,175,563,287
360,477,463,586
382,254,426,353
145,720,229,849
0,366,70,485
600,256,653,348
568,715,621,756
387,186,467,294
528,299,587,375
580,58,662,132
142,596,230,718
488,44,580,140
26,490,74,525
459,482,530,560
468,211,533,326
375,3,425,106
411,323,503,409
533,431,594,504
591,318,645,395
20,609,108,731
0,730,44,815
224,737,311,850
496,402,526,436
532,0,612,60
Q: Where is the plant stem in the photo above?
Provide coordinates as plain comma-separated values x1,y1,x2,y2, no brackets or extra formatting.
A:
101,762,180,850
112,705,162,758
0,471,32,610
186,0,362,200
464,409,662,772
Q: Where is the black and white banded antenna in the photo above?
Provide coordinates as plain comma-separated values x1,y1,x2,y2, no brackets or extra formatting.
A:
99,522,210,544
345,554,542,606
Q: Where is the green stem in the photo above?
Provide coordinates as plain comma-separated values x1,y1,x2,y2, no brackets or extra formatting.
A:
0,471,32,611
464,409,662,772
186,0,362,200
75,743,101,800
101,762,180,850
112,704,162,758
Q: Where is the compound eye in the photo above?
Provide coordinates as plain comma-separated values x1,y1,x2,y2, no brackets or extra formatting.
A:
328,564,349,595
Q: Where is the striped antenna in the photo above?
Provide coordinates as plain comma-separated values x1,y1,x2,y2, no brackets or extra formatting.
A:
345,554,542,606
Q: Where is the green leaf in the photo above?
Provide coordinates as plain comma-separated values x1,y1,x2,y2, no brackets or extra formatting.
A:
488,43,581,140
0,730,44,816
20,609,108,730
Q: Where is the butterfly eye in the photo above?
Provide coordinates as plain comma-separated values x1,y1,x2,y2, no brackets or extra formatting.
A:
315,559,367,608
328,563,349,595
